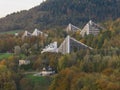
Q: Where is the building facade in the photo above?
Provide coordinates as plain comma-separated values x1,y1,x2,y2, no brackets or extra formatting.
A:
58,35,92,54
80,20,103,37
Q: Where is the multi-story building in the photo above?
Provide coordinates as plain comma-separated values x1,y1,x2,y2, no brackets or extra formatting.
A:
80,20,103,37
66,23,81,32
58,35,92,54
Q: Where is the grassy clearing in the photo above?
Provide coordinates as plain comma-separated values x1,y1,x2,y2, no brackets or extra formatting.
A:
26,74,52,85
0,53,13,60
0,29,24,34
0,53,26,60
25,74,53,90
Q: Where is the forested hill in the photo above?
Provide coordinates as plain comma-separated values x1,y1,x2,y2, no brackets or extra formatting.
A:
0,0,120,32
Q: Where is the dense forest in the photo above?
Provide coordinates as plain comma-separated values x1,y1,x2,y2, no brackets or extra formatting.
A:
0,0,120,31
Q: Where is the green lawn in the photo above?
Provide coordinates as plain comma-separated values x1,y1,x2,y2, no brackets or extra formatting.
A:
25,74,53,90
0,29,24,34
0,53,13,60
0,53,26,61
26,74,52,85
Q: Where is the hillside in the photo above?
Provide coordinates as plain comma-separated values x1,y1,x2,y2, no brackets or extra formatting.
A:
0,13,119,90
0,0,120,32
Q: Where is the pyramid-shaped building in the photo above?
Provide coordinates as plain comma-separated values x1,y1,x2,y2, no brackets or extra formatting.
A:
66,23,81,32
22,31,32,38
32,28,43,36
58,35,92,54
80,20,103,37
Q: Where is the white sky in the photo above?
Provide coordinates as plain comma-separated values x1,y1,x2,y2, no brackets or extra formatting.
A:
0,0,43,18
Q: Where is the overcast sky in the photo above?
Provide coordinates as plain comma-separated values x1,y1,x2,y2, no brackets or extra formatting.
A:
0,0,43,18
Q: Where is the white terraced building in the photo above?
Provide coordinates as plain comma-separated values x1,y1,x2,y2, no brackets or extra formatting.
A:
41,41,58,53
32,28,43,36
41,36,92,54
58,35,92,54
66,23,81,32
22,28,48,39
80,20,103,37
22,31,32,38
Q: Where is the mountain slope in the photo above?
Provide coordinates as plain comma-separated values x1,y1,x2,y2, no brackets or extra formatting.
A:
0,0,120,31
